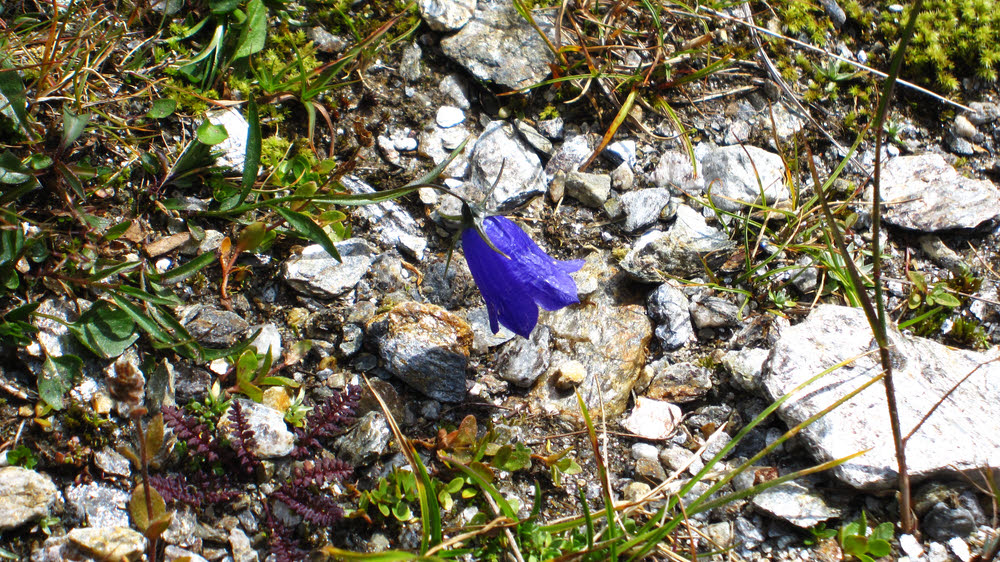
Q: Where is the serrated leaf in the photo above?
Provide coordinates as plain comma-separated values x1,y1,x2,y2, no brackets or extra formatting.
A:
197,120,228,145
273,207,342,262
39,353,82,410
146,99,177,119
68,301,139,359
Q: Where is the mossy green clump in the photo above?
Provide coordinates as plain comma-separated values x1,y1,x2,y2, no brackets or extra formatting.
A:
881,0,1000,91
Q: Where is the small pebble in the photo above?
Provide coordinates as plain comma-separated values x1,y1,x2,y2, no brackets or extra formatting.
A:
554,360,586,391
436,106,465,128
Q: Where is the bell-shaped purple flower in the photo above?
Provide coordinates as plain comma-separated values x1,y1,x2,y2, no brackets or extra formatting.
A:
462,216,584,338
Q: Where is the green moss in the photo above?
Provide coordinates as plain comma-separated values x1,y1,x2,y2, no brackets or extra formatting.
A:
880,0,999,91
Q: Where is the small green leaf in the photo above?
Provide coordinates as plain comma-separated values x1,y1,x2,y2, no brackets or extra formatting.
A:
39,354,83,410
102,220,133,241
233,0,267,59
868,538,891,558
68,301,139,359
871,522,894,542
146,99,177,119
392,502,412,521
59,108,91,153
929,291,961,308
0,67,32,138
0,151,32,184
129,486,167,532
158,252,217,284
842,535,868,556
237,221,267,253
273,207,342,262
209,0,239,14
25,154,52,170
197,121,228,145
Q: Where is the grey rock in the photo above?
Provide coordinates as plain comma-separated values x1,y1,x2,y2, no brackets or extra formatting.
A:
418,125,472,178
335,411,392,466
734,516,765,550
206,107,252,173
704,522,734,550
308,27,346,53
536,117,564,139
790,255,820,294
497,326,551,388
621,397,682,440
752,481,843,528
632,443,666,481
179,306,249,347
620,188,672,232
469,121,547,210
645,361,712,403
919,235,964,269
647,282,694,349
689,295,740,329
953,115,978,140
721,348,770,392
759,101,806,143
283,238,376,298
368,302,473,402
651,150,702,193
219,399,295,458
33,527,146,562
881,154,1000,231
30,299,87,360
229,527,258,562
466,307,516,352
528,251,652,417
923,501,977,540
0,467,58,530
660,445,704,475
605,140,636,168
621,205,736,281
967,102,1000,125
339,324,364,357
544,134,593,178
565,171,611,207
610,162,635,191
436,105,466,128
701,145,789,213
949,135,976,156
146,358,176,410
439,75,470,109
399,42,422,83
341,176,427,259
163,507,202,552
165,546,209,562
94,447,131,477
440,0,555,90
765,304,1000,489
818,0,846,27
251,323,282,360
514,120,553,155
419,0,476,31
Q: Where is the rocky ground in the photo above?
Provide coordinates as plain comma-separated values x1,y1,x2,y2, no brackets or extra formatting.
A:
2,0,1000,560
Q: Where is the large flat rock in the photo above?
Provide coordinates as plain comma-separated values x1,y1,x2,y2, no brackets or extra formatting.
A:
882,153,1000,231
764,304,1000,489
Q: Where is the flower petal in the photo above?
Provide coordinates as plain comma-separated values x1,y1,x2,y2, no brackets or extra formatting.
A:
462,226,539,337
482,217,583,311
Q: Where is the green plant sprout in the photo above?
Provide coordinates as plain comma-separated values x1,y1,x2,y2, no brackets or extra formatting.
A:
839,511,894,561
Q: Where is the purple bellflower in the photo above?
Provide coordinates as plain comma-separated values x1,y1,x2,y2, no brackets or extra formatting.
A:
462,214,584,338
